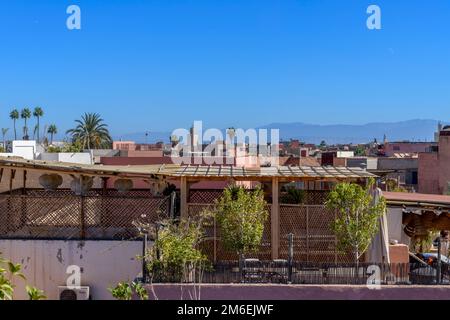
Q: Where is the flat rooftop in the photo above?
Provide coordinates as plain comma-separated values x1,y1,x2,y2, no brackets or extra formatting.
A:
384,191,450,207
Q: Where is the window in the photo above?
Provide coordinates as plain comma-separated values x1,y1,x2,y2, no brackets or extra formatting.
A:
411,171,418,185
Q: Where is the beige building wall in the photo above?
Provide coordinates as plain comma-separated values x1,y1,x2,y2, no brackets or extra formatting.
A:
0,240,142,300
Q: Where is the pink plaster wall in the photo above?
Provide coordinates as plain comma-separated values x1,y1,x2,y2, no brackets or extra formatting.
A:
146,284,450,300
112,141,136,150
418,134,450,194
384,142,434,157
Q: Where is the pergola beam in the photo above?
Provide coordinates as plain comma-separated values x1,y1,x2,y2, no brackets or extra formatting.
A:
9,169,16,195
0,157,376,182
180,176,188,218
22,170,27,195
271,177,279,260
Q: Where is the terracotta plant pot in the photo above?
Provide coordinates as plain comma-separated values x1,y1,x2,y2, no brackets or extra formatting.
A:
38,173,63,191
114,178,133,193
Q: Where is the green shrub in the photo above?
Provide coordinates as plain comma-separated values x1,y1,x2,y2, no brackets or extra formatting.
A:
0,253,45,300
109,281,148,300
147,214,211,283
281,187,305,204
215,185,269,258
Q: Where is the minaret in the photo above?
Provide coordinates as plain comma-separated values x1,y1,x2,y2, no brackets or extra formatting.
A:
190,125,199,147
435,122,443,142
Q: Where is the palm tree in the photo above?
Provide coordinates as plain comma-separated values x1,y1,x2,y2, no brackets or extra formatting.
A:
33,107,44,143
33,124,39,140
47,124,57,145
21,108,31,140
66,113,112,149
1,128,9,150
9,109,19,140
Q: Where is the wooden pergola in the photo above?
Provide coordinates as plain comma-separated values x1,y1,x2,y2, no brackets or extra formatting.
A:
0,156,376,259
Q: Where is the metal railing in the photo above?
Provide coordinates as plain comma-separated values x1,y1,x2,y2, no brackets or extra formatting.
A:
150,260,448,285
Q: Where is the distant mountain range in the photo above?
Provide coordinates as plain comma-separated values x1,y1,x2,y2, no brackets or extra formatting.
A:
258,119,443,144
114,131,173,144
115,119,444,145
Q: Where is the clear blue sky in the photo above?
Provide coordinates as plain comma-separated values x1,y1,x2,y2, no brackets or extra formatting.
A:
1,0,449,137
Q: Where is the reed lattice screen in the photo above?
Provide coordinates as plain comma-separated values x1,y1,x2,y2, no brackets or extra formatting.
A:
189,203,347,263
0,188,346,262
0,189,170,240
279,204,353,263
189,190,223,204
187,203,272,262
190,189,329,205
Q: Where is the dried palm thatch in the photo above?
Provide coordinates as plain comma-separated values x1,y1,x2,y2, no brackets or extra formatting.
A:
403,210,450,239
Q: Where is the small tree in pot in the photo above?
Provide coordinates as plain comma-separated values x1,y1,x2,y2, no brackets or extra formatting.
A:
325,178,386,267
215,185,269,274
